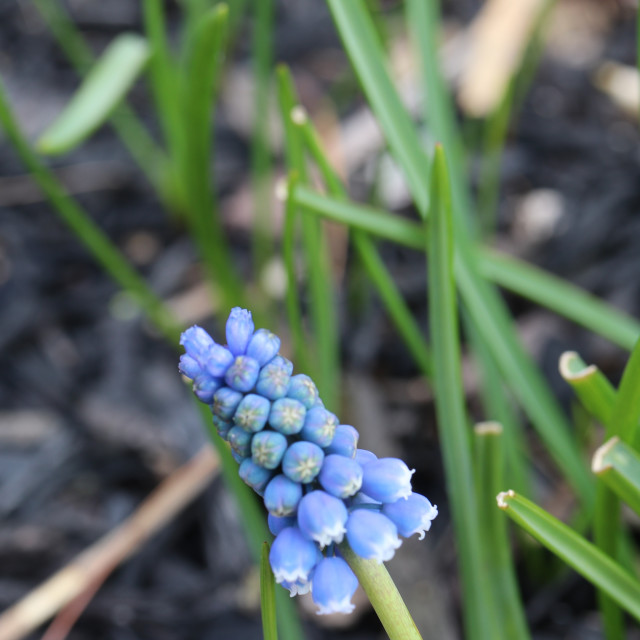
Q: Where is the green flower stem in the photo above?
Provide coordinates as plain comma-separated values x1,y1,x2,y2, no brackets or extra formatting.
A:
497,491,640,623
260,542,279,640
338,543,423,640
611,336,640,446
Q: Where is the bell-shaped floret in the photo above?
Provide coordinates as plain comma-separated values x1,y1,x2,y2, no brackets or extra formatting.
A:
300,407,338,447
252,430,288,470
281,576,312,597
264,474,303,516
268,513,296,536
227,425,253,458
318,454,363,498
226,307,254,356
178,353,200,379
180,326,215,365
269,526,318,584
360,458,414,503
239,458,273,495
382,492,438,539
282,441,324,483
224,355,260,393
346,509,401,563
311,557,359,615
246,328,281,366
287,374,320,409
212,386,243,420
192,374,221,404
325,424,359,458
355,449,377,466
269,398,306,435
297,490,348,547
234,394,270,433
203,343,234,378
256,356,292,399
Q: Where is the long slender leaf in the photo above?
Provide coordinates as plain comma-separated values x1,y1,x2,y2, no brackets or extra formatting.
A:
593,437,640,517
473,423,530,640
428,147,494,640
610,336,640,446
38,34,150,154
260,542,278,640
497,491,640,622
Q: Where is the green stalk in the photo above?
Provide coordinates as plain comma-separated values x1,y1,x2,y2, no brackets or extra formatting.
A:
497,491,640,622
593,437,640,517
260,543,278,640
339,543,423,640
473,423,530,640
611,336,640,446
428,147,495,640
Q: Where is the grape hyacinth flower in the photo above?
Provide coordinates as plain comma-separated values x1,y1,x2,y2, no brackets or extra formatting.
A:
179,307,437,615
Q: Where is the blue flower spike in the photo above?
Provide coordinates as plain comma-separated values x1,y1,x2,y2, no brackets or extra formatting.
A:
179,307,437,616
312,557,359,615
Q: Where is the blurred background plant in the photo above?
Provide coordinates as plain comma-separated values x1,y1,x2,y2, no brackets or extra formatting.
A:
1,0,640,639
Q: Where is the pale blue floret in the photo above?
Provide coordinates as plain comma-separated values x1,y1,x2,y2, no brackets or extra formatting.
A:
269,526,319,584
212,413,232,439
246,328,281,366
203,343,234,377
192,374,221,404
230,449,246,464
300,406,338,447
180,326,215,365
264,474,303,516
287,374,320,409
269,398,306,435
361,458,415,503
239,458,273,495
311,557,359,615
297,490,348,547
234,394,271,433
282,441,325,483
268,513,296,536
382,492,438,539
346,509,401,563
178,353,200,379
354,449,377,466
224,355,260,393
325,424,359,458
212,386,243,420
226,307,255,356
281,576,313,597
251,430,288,469
318,454,363,498
227,425,253,458
256,356,293,399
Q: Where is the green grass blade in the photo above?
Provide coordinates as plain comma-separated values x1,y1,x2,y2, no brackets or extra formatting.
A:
429,147,494,640
260,542,279,640
0,79,178,343
497,490,640,622
473,423,531,640
610,336,640,446
326,0,430,216
251,0,275,275
38,34,150,154
479,250,640,351
593,437,640,517
559,351,616,427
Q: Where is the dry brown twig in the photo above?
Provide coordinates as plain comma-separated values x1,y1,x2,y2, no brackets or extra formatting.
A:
0,445,219,640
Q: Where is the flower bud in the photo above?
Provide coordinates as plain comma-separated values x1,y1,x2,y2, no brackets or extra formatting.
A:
203,344,234,377
300,407,338,447
297,490,348,547
311,557,358,615
355,449,377,466
256,356,292,400
212,413,232,439
193,374,221,404
325,424,359,458
346,510,401,563
246,328,281,366
287,374,320,409
226,307,254,356
180,326,215,363
382,492,438,539
269,398,306,435
212,386,243,420
178,353,200,379
252,430,288,470
282,441,324,484
264,475,303,516
269,526,318,584
318,454,363,498
233,394,270,433
239,458,273,495
227,425,252,458
231,449,247,464
268,513,296,536
224,355,260,392
361,458,415,503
